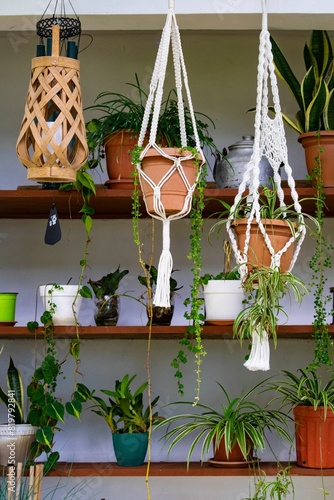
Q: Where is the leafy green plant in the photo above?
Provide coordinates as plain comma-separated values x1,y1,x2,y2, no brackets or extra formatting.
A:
267,369,334,417
138,264,182,295
85,74,219,170
170,161,208,402
78,374,162,433
270,30,334,133
307,137,334,368
154,380,292,466
233,266,308,348
88,267,129,300
201,268,241,285
0,357,25,424
26,290,87,474
243,467,294,500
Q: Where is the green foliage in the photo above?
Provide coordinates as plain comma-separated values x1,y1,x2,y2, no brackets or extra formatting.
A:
233,266,308,347
88,267,129,300
267,369,334,417
270,30,334,133
201,268,240,284
243,467,294,500
155,380,292,467
26,289,87,473
79,374,162,434
171,163,207,401
138,264,182,295
307,138,334,368
85,74,218,170
0,357,25,424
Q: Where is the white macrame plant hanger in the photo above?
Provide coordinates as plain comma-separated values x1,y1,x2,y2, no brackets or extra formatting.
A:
135,0,204,308
226,0,306,371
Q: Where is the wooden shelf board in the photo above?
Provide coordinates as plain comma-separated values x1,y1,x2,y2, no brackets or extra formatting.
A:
1,185,334,219
34,461,334,477
0,325,332,340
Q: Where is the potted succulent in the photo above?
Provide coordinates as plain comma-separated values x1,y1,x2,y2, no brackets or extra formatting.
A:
154,380,292,467
270,30,334,186
267,369,334,469
0,357,38,467
78,374,163,466
137,264,182,326
85,74,218,189
88,267,130,326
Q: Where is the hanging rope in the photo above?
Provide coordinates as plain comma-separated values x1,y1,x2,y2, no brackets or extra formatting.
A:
135,1,204,308
226,0,306,371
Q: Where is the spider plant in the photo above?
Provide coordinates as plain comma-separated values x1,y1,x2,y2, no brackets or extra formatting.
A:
154,380,292,466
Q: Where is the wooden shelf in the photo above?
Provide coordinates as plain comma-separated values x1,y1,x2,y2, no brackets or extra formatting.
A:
0,324,332,340
1,184,334,219
27,461,334,477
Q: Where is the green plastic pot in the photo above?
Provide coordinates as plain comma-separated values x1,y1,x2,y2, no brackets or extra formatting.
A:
0,293,18,322
112,432,148,466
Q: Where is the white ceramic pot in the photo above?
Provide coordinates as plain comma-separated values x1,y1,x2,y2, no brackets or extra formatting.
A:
39,285,82,326
0,423,38,466
203,280,245,324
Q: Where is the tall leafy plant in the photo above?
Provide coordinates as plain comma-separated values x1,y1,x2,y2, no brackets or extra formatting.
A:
270,30,334,133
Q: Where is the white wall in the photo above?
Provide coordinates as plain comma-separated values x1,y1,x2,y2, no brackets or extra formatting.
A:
1,28,334,499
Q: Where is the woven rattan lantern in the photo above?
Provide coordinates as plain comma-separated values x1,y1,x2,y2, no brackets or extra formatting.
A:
16,10,88,183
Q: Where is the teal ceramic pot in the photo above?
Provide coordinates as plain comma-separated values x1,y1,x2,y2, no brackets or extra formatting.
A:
112,432,148,466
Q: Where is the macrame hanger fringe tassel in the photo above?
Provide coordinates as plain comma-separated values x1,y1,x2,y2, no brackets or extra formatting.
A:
154,219,173,307
244,329,270,371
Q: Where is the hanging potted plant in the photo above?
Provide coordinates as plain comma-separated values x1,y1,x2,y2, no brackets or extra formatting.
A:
78,374,163,467
86,75,217,190
138,264,182,326
270,30,334,186
268,369,334,469
154,379,292,467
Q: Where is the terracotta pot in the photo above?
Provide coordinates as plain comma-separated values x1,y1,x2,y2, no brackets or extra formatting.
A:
140,147,199,216
298,131,334,187
293,405,334,468
232,218,295,272
213,436,253,463
104,130,142,189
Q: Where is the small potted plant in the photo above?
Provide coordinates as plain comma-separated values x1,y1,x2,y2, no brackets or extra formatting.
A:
270,30,334,186
154,380,292,467
88,267,129,326
0,357,38,466
137,264,182,326
78,374,163,466
267,369,334,469
202,240,244,325
39,283,83,326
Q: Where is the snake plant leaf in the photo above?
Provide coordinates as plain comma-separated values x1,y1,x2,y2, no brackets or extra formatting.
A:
0,357,25,424
324,88,334,129
308,30,331,80
305,77,327,132
301,67,316,112
270,35,303,112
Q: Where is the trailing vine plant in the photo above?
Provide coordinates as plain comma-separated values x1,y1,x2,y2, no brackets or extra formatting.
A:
307,133,334,369
171,161,207,403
